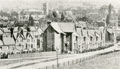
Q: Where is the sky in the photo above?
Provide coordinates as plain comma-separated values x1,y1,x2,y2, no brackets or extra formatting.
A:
0,0,120,10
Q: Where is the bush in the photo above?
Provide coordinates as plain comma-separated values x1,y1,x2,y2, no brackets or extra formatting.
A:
1,53,8,59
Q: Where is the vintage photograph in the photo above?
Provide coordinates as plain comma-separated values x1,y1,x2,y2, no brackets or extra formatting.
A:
0,0,119,69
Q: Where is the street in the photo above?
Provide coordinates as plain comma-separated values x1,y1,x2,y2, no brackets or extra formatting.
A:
0,46,117,69
59,51,120,69
0,53,77,69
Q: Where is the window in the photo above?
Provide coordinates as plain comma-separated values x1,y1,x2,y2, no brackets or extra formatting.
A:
76,36,78,41
31,44,33,48
37,39,40,46
19,44,21,47
25,44,27,49
90,36,92,41
27,39,30,42
0,47,2,50
35,35,38,38
96,36,98,41
83,37,86,42
20,39,23,42
32,39,35,42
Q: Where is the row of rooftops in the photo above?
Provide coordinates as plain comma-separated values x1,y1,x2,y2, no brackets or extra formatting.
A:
0,26,43,34
45,22,104,37
77,28,102,37
0,21,114,46
0,26,43,46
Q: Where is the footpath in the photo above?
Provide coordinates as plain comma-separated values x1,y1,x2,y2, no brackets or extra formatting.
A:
0,46,115,69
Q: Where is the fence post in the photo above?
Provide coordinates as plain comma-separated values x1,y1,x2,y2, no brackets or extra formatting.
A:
68,61,69,65
72,60,74,64
52,65,54,69
64,62,65,66
46,66,47,69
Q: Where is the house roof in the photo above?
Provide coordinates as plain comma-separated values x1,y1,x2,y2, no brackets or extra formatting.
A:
3,36,15,45
45,22,75,33
0,29,3,34
88,30,95,37
117,36,120,39
107,29,113,34
29,26,37,32
96,21,105,27
14,27,19,32
35,28,43,35
95,30,101,36
76,28,82,36
51,23,63,33
58,22,75,33
2,28,10,33
0,40,3,46
76,21,87,28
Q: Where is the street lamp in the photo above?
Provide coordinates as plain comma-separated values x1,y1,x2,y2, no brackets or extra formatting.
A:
56,47,59,69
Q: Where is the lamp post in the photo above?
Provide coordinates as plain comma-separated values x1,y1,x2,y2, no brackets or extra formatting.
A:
56,47,59,69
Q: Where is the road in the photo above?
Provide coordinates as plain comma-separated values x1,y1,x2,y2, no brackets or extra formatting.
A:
0,46,116,69
0,53,77,69
59,51,120,69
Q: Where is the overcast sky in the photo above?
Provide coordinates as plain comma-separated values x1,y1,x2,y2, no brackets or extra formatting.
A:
0,0,119,9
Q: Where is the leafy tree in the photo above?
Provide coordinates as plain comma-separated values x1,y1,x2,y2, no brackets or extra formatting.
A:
98,5,108,14
61,12,65,21
52,11,58,18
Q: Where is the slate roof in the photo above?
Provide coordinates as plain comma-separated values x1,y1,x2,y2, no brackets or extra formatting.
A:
2,28,10,33
76,21,87,28
95,30,101,36
0,29,3,34
76,28,82,36
58,22,75,33
107,29,113,34
88,30,95,37
0,40,3,46
45,22,75,33
96,21,105,27
51,23,63,33
3,36,15,45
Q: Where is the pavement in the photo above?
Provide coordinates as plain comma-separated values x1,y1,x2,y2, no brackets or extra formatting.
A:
0,46,115,69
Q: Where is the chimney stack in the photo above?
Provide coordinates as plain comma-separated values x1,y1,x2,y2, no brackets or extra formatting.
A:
47,20,51,26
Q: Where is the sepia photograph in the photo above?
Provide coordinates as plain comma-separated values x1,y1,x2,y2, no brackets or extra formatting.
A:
0,0,119,69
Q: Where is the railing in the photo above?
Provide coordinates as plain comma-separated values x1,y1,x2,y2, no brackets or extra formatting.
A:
79,41,114,53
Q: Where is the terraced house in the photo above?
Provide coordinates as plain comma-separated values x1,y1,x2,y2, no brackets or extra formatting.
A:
14,26,43,53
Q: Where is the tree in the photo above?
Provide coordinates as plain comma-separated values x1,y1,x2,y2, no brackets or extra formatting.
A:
106,4,113,26
52,11,58,18
98,5,108,14
61,12,65,21
29,15,34,26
